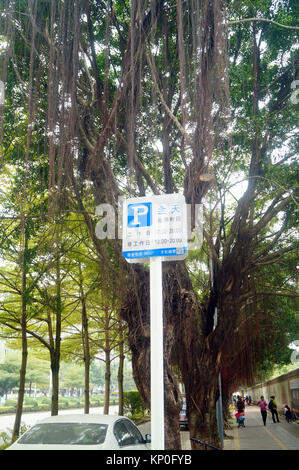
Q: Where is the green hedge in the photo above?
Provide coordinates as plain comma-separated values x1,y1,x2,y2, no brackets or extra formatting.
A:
67,399,82,407
41,397,51,405
24,398,39,409
90,398,101,406
0,396,117,414
36,403,50,411
3,399,17,409
23,405,37,411
123,391,145,416
0,406,15,414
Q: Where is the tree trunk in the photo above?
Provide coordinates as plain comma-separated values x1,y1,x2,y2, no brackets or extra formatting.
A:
12,336,27,440
49,258,62,416
83,349,90,414
118,332,125,416
222,390,232,432
81,295,90,414
12,309,28,440
12,216,28,440
188,384,220,450
51,358,60,416
104,350,111,415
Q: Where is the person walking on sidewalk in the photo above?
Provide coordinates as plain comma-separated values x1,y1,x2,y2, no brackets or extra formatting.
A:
236,396,245,414
268,396,280,423
257,396,268,426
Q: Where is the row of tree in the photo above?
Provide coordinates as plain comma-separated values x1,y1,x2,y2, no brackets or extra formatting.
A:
0,352,136,400
0,0,298,449
0,177,133,437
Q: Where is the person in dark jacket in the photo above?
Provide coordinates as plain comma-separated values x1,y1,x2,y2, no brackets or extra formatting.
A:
268,396,280,423
284,405,292,423
236,396,245,413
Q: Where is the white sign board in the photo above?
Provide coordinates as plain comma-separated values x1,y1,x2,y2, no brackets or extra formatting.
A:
122,193,188,262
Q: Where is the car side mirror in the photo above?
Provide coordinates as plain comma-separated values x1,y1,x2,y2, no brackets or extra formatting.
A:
145,434,151,443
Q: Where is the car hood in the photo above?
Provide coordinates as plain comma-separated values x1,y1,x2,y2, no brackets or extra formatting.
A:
7,443,106,450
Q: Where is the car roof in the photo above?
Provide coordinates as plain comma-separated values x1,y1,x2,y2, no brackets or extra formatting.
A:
34,414,127,425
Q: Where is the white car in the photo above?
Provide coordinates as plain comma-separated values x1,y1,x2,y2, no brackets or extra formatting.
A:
7,414,151,450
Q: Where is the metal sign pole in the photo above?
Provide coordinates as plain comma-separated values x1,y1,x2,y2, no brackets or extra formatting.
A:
120,193,188,451
150,257,165,450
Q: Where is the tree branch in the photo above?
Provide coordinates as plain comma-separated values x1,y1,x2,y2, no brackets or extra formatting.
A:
146,49,194,149
255,291,299,298
226,18,299,31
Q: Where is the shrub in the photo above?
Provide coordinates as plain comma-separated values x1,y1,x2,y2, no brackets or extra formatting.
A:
123,391,145,416
58,397,69,408
0,406,15,414
90,398,100,406
23,405,35,411
4,399,17,409
0,430,12,449
40,397,51,405
24,398,38,409
36,403,50,411
68,399,80,408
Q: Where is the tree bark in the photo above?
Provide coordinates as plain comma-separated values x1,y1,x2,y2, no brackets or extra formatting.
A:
50,258,62,416
51,358,60,416
82,296,90,414
104,349,111,415
12,216,28,440
118,324,125,416
80,264,90,415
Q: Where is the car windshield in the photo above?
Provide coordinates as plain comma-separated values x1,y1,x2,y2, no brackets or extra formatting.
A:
17,422,108,445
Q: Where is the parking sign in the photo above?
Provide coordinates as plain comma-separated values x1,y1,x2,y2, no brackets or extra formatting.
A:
127,202,152,228
121,193,189,450
122,193,188,262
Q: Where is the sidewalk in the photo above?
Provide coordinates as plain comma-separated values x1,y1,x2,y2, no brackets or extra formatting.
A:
223,405,299,450
181,405,299,450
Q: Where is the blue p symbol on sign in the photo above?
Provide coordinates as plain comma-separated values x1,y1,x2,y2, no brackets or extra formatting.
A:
128,203,152,227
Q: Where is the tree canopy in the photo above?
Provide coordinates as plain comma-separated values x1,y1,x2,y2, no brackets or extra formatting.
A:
0,0,298,449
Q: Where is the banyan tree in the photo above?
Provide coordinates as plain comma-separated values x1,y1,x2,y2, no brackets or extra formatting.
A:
0,0,298,449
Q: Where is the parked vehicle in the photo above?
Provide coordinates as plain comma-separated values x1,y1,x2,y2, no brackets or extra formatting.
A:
7,414,151,450
179,396,188,428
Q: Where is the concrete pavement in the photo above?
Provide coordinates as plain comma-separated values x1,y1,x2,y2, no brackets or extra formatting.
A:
175,405,299,450
224,405,299,450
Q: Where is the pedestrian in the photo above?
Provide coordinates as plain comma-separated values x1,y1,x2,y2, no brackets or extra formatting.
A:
268,395,280,423
236,396,245,413
257,396,268,426
284,405,292,423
